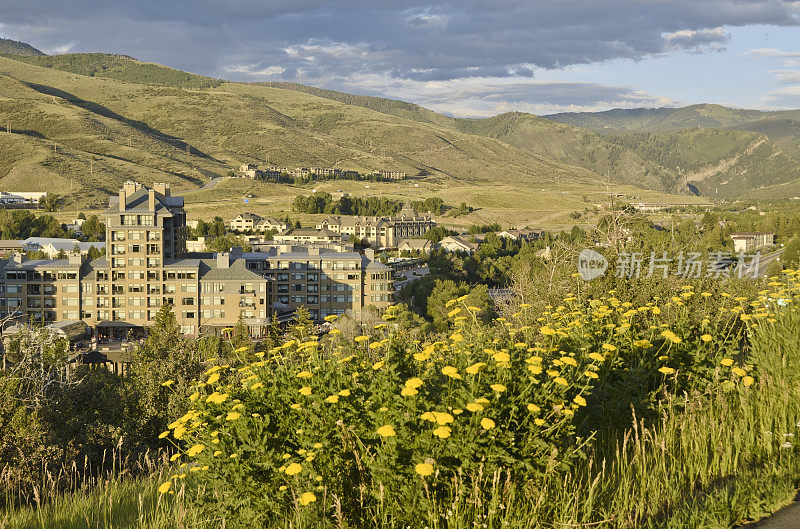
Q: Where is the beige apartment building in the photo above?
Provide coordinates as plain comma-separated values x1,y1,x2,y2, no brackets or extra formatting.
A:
0,182,393,338
316,207,435,248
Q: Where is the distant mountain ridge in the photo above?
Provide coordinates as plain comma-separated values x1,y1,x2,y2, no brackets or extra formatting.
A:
544,104,799,134
0,38,44,57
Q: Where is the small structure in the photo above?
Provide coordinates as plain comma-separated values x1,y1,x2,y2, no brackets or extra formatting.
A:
437,236,480,254
398,239,432,254
0,191,47,205
0,240,23,257
496,229,543,242
731,232,774,253
274,228,345,245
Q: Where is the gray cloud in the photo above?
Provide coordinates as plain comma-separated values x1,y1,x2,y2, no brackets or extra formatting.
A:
2,1,798,80
1,1,798,115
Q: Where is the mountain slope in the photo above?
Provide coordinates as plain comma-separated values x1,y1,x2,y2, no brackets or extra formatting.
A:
9,53,222,89
1,53,799,203
0,54,603,207
544,104,779,133
0,38,44,57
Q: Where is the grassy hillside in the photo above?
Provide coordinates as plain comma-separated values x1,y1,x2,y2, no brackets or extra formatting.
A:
0,38,44,57
10,53,222,89
1,52,797,214
545,104,778,133
263,84,800,198
2,54,633,224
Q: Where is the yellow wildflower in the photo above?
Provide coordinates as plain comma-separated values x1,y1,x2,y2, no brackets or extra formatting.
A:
158,481,172,494
481,418,496,430
432,426,451,438
285,463,302,476
376,425,396,437
299,492,317,506
441,366,461,379
415,463,434,476
466,362,487,374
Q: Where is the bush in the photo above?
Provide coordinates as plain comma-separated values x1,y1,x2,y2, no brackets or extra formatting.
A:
160,280,772,526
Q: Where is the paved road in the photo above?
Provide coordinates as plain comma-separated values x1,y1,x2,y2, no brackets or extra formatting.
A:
756,249,785,277
745,499,800,528
198,176,226,190
394,266,429,291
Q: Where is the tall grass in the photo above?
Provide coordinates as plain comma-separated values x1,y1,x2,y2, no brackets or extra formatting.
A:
4,296,800,528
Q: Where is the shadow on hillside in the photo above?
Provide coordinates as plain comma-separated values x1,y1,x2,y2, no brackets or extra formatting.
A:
23,82,223,164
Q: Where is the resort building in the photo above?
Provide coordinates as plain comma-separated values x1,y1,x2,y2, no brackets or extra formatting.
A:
316,207,435,248
0,182,394,339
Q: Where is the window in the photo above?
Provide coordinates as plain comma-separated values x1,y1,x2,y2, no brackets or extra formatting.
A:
291,295,305,304
182,297,195,306
181,311,196,319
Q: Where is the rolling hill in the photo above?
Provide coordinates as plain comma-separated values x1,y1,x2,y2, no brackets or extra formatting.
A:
1,49,799,212
0,38,44,57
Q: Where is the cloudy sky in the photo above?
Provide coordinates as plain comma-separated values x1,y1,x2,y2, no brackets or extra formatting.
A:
1,1,800,117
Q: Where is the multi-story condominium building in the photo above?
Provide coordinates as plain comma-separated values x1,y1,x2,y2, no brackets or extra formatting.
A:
0,182,393,338
316,208,435,249
230,246,393,321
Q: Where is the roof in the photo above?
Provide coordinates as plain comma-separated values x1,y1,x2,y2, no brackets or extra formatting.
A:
21,238,102,253
399,239,431,249
4,258,81,271
363,256,391,270
199,258,268,281
107,187,183,214
234,212,262,221
439,236,479,250
277,227,340,237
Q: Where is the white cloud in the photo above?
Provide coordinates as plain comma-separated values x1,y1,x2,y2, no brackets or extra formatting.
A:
743,47,800,58
44,41,76,54
224,64,286,77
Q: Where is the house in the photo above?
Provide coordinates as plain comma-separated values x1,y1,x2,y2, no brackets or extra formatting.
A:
730,232,774,253
437,236,480,254
0,191,47,205
0,240,23,257
186,236,212,253
273,228,345,245
255,218,288,233
398,239,432,254
230,213,262,231
20,237,103,258
496,229,543,242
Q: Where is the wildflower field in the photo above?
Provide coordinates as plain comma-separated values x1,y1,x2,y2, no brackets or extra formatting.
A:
129,271,800,528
